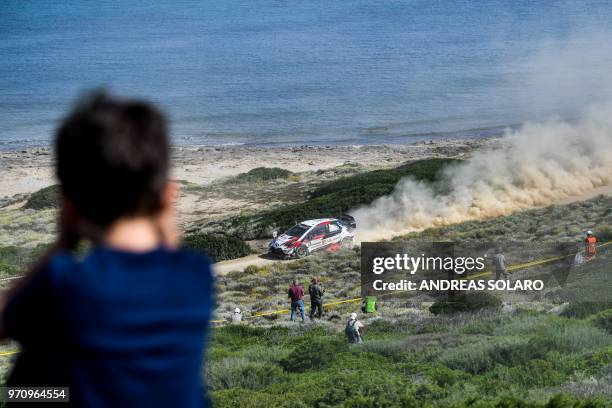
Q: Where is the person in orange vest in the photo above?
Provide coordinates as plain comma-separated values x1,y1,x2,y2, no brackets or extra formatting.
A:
585,230,597,261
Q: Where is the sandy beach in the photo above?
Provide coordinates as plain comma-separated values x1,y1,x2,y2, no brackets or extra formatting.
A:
0,139,489,199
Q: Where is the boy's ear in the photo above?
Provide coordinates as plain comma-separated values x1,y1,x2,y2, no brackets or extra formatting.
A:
58,193,83,250
61,194,78,221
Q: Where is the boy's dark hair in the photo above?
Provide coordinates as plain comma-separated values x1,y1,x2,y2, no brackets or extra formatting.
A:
55,91,169,228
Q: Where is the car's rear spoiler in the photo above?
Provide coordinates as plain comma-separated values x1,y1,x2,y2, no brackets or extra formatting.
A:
337,214,356,230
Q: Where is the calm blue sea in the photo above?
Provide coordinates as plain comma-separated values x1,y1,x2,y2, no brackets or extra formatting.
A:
2,0,612,149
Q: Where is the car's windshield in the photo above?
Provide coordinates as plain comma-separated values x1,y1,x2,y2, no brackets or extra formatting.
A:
285,224,309,237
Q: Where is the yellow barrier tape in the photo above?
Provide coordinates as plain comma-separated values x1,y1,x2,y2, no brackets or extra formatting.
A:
212,241,611,325
2,243,609,330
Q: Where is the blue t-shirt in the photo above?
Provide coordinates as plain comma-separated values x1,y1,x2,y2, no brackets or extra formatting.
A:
3,246,213,407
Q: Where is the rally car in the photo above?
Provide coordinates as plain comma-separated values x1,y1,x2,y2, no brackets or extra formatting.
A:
269,215,356,258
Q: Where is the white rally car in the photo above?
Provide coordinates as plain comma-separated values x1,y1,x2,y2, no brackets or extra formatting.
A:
269,216,356,258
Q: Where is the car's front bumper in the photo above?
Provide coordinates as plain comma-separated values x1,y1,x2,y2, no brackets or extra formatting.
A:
269,245,294,258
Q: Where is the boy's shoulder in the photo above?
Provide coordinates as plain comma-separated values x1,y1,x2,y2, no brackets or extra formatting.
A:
47,247,212,287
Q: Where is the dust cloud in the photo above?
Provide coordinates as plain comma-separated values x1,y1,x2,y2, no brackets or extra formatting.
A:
353,105,612,241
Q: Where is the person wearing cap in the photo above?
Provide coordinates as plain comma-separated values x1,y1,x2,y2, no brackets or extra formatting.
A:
345,312,364,343
308,276,325,320
585,231,597,261
230,307,243,324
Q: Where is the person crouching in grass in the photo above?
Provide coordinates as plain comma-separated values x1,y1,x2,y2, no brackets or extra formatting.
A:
0,91,213,407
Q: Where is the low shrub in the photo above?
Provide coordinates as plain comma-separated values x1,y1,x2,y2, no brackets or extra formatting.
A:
438,337,550,375
210,325,290,351
430,292,502,315
211,389,297,408
311,365,415,407
0,244,49,277
183,233,251,262
590,309,612,334
597,227,612,242
530,320,612,353
206,357,284,391
419,364,467,387
489,340,546,367
310,158,460,198
23,185,60,210
561,302,612,319
281,337,347,373
232,167,292,183
486,359,565,388
584,347,612,375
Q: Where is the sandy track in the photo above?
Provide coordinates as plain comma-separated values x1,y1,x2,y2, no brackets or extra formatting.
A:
554,184,612,205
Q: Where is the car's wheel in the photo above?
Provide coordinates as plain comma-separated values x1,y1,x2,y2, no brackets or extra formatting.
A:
342,237,354,249
295,245,308,258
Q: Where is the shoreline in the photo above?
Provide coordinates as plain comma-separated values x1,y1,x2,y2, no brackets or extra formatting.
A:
0,137,496,201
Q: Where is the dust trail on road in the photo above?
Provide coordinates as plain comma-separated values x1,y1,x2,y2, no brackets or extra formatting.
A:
353,105,612,241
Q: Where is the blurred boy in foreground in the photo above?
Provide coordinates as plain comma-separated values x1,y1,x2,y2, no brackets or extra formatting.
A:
0,92,213,407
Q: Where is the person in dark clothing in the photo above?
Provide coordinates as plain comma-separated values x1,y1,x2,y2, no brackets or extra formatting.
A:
308,276,324,320
0,92,213,407
493,245,509,281
288,279,306,321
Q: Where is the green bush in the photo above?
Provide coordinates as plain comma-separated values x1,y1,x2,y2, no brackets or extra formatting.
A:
281,337,348,373
231,167,292,183
183,233,251,262
206,357,284,391
590,309,612,334
311,365,415,407
439,337,528,374
23,185,60,210
485,359,565,388
489,340,546,367
597,227,612,242
421,364,467,387
310,158,460,198
211,389,298,408
530,320,612,353
0,244,50,277
210,325,290,351
430,292,502,315
561,302,612,319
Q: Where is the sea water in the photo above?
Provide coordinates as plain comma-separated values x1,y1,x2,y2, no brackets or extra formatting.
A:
2,0,612,149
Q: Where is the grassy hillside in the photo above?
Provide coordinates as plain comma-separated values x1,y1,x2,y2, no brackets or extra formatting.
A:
208,195,612,407
208,310,612,407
